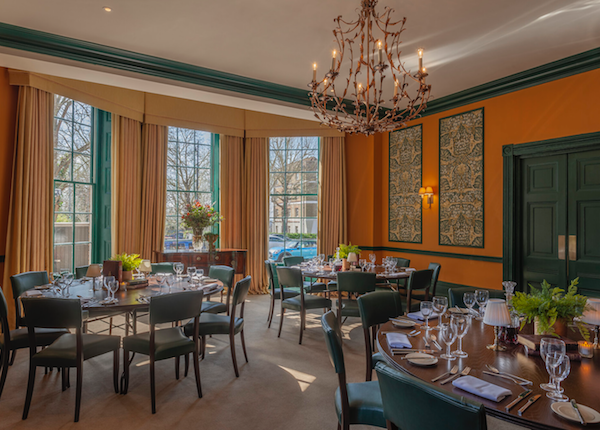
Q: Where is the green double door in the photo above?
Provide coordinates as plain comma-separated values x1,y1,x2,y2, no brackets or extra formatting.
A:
521,149,600,296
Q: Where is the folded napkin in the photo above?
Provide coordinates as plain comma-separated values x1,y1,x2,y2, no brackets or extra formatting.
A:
24,289,43,297
406,311,439,321
405,268,416,272
386,333,412,349
452,375,512,402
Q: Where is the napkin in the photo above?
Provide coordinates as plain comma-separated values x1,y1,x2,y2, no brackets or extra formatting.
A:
452,375,512,402
405,268,416,272
406,311,439,321
24,289,43,297
386,333,412,349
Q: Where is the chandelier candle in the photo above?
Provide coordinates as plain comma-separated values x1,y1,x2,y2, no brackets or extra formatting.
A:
418,48,424,72
331,50,336,71
312,63,317,82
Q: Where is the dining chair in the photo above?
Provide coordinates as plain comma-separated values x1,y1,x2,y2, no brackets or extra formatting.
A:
375,361,487,430
183,276,252,377
10,271,50,329
20,297,120,422
283,256,304,266
201,265,235,315
336,272,377,326
448,287,505,309
428,262,442,297
405,269,434,313
321,311,386,430
265,261,299,328
276,267,332,344
122,290,204,414
282,255,327,292
357,291,403,381
150,262,176,274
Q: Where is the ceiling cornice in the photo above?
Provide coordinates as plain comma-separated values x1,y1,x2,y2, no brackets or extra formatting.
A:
0,22,598,117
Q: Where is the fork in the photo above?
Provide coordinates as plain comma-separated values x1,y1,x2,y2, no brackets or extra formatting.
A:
440,366,471,385
431,364,459,383
486,365,533,385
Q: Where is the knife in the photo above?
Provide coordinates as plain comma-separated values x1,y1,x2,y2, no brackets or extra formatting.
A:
571,400,586,426
505,389,532,412
518,394,541,416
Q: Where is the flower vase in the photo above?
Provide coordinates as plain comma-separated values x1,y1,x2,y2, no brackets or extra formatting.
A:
122,270,133,282
534,317,569,337
342,258,349,271
204,232,218,252
192,230,204,251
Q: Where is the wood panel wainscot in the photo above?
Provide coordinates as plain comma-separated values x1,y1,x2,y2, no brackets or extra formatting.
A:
153,249,247,276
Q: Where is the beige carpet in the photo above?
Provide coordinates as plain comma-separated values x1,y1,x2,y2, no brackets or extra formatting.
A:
0,295,525,430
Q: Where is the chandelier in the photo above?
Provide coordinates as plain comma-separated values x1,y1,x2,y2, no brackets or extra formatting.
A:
308,0,432,136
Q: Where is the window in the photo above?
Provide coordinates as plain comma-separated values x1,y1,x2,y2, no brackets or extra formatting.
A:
165,127,219,250
53,96,94,272
268,137,319,261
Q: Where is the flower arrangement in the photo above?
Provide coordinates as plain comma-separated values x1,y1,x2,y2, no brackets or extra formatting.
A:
181,201,223,236
337,243,361,259
111,253,143,272
512,278,589,338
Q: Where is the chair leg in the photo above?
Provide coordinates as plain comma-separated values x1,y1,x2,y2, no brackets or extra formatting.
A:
113,350,119,393
22,364,36,420
386,420,399,430
175,356,180,380
184,353,190,377
109,317,113,335
299,309,305,345
122,349,130,394
201,336,206,360
74,364,82,422
193,349,202,398
150,358,156,414
9,350,16,366
337,422,341,430
267,297,275,328
62,367,67,391
240,330,249,363
277,308,285,338
229,332,240,377
0,346,10,400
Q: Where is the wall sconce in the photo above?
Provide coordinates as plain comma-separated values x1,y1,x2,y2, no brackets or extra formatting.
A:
419,186,434,208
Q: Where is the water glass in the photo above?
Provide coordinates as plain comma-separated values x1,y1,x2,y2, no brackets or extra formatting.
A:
104,276,115,295
463,292,476,316
359,259,366,271
174,262,184,278
420,301,433,329
475,290,489,319
440,321,458,360
187,266,197,283
109,280,119,301
432,296,448,324
546,352,570,402
165,274,174,293
369,254,376,266
451,315,470,358
540,338,566,391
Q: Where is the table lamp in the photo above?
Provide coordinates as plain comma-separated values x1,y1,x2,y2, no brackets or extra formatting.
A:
483,299,511,351
86,264,102,291
347,252,358,269
139,260,152,278
583,298,600,349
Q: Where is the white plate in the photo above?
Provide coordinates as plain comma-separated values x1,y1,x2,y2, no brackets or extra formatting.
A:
551,402,600,424
391,319,416,328
406,353,438,367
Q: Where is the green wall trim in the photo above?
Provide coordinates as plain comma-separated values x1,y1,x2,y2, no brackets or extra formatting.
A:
0,22,598,115
358,245,502,263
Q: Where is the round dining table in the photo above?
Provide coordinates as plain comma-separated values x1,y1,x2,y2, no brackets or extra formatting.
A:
377,317,600,430
298,265,412,282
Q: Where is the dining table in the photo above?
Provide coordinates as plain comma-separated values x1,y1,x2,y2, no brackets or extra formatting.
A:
377,315,600,430
298,264,413,283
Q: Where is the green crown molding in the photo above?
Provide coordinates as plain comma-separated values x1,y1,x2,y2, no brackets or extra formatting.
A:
358,245,502,263
0,22,598,115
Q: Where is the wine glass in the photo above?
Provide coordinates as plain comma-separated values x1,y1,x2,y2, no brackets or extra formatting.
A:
475,290,489,319
369,253,376,267
440,321,458,360
174,262,184,278
109,279,119,302
451,315,470,358
463,292,476,316
432,296,448,324
540,338,566,391
103,276,115,296
547,353,570,402
187,266,197,286
165,274,174,293
359,259,366,272
63,272,74,296
420,301,433,330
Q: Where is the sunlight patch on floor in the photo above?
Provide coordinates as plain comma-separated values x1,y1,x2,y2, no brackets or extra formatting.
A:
278,365,316,392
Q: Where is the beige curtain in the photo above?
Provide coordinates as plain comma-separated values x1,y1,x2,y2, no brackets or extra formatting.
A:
220,135,246,250
138,124,168,260
318,136,347,256
111,114,143,255
3,87,53,328
244,137,269,294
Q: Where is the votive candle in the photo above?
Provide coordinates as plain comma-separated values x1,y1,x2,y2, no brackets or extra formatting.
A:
578,341,594,359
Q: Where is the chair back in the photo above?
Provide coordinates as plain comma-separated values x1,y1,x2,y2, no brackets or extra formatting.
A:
230,276,252,322
321,310,345,375
428,262,441,296
337,272,377,295
75,266,89,279
357,291,403,329
375,362,487,430
406,269,434,313
149,290,204,325
151,262,175,274
283,256,304,267
0,288,10,345
276,267,304,297
21,297,82,329
448,287,504,308
11,271,49,327
208,265,235,290
264,261,280,296
393,257,410,268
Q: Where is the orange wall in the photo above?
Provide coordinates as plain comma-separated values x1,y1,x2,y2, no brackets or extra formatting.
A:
346,68,600,289
0,67,18,284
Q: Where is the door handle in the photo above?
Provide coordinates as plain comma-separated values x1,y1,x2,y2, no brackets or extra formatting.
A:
569,235,577,261
558,235,566,260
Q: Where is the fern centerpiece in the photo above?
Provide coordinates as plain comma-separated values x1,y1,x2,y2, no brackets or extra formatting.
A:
111,253,143,282
512,278,589,338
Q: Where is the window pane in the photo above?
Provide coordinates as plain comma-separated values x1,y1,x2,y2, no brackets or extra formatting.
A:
302,196,318,217
54,95,73,120
73,102,92,126
74,214,91,242
196,145,211,169
55,183,74,213
269,172,285,195
55,121,72,151
167,166,178,190
286,150,302,167
302,172,318,194
54,213,73,243
178,167,197,192
197,169,211,192
302,218,318,236
302,150,319,170
53,244,73,273
270,150,285,172
166,191,178,216
54,150,72,181
286,173,301,194
73,123,92,154
73,154,92,183
74,243,91,268
75,184,93,213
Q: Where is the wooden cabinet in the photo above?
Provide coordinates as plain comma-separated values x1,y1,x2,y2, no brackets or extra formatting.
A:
154,249,247,276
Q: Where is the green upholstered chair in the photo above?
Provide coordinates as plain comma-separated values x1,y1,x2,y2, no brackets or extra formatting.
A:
448,287,505,309
184,276,252,377
74,266,89,280
336,272,377,325
20,297,120,422
357,291,403,381
265,261,299,328
10,271,49,328
122,290,204,414
375,361,487,430
392,257,410,268
321,311,386,430
428,262,442,297
283,255,327,293
201,265,235,315
150,262,175,274
0,289,69,399
277,267,332,344
283,256,305,266
405,269,434,313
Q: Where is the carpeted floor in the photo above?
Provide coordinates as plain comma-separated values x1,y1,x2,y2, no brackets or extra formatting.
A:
0,295,523,430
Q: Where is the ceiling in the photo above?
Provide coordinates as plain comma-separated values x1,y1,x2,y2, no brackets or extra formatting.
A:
0,0,599,109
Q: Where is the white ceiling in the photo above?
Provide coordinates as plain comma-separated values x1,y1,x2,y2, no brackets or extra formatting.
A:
0,0,599,108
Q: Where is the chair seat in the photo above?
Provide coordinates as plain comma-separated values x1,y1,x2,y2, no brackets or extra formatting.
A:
183,313,243,337
272,288,300,300
202,301,227,314
326,281,338,291
335,381,386,428
32,333,120,367
0,328,69,350
340,300,360,317
123,327,195,361
371,352,385,369
304,281,327,293
282,294,332,311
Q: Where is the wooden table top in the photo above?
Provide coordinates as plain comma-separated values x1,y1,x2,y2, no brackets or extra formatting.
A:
377,318,600,430
299,265,412,281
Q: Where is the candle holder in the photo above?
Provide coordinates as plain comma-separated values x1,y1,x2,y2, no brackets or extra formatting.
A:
582,298,600,349
578,340,594,359
483,299,511,352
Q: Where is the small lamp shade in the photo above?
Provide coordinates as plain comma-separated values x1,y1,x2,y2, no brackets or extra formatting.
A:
425,186,433,195
347,252,358,263
583,298,600,326
86,264,102,278
483,299,511,327
139,260,152,273
418,187,426,195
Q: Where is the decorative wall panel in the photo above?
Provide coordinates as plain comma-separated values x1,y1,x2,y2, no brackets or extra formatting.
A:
389,124,422,243
439,108,484,247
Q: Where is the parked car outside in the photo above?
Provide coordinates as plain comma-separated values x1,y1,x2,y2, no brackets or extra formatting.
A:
268,234,286,250
269,240,317,262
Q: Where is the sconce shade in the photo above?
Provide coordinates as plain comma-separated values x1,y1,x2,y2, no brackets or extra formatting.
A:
86,264,102,277
483,299,511,327
583,298,600,326
425,186,433,194
347,252,358,263
139,259,152,273
418,187,426,195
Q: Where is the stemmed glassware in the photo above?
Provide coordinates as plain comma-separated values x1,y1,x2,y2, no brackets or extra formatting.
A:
369,253,376,270
546,352,570,402
475,290,489,320
109,279,119,302
187,266,197,286
359,259,366,272
432,296,448,324
62,272,74,296
174,262,184,278
420,301,433,330
440,319,458,360
451,315,470,358
165,274,174,293
540,338,566,391
463,292,476,317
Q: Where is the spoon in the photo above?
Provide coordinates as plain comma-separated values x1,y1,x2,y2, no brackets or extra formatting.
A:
486,364,533,385
429,334,442,350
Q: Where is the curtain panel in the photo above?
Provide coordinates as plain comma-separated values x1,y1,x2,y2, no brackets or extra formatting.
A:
220,135,246,250
3,86,53,328
318,136,347,256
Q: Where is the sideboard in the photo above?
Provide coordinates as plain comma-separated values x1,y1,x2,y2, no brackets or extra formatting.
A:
153,249,247,276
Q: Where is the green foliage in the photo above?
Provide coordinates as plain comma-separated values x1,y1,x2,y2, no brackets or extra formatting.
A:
181,202,223,235
286,233,317,240
512,278,589,338
337,243,361,259
111,253,143,272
